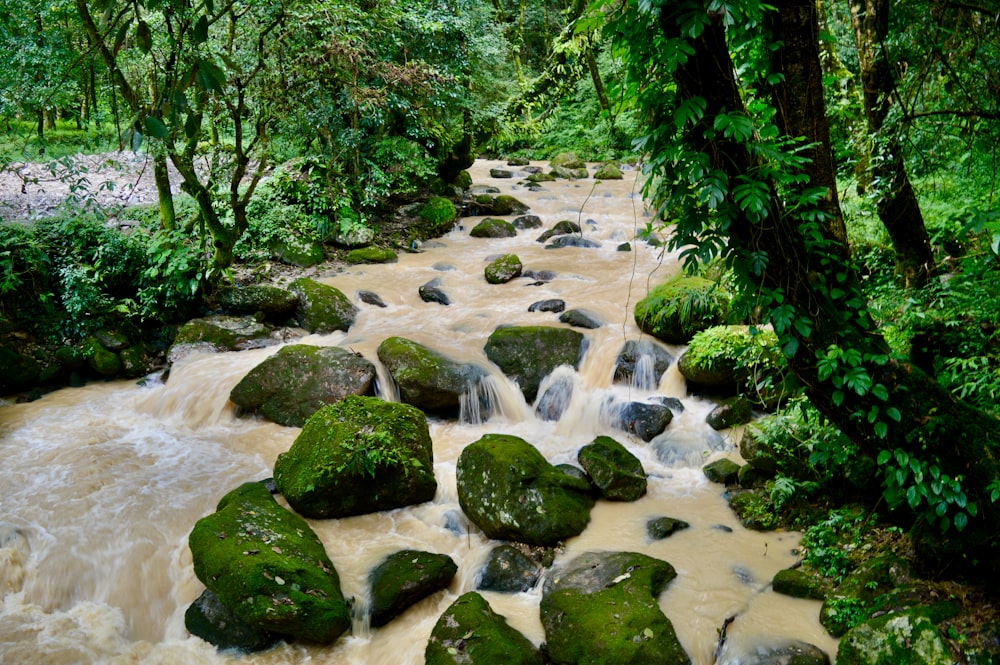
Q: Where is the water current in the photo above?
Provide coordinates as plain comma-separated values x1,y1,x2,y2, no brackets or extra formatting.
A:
0,160,838,664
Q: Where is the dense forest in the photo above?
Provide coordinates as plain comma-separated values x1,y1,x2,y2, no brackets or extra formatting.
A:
2,0,1000,661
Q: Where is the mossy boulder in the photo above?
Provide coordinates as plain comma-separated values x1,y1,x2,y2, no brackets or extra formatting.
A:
184,589,278,653
425,592,544,665
492,195,529,215
729,640,831,665
483,325,586,403
229,344,377,427
273,396,437,518
188,481,350,643
540,551,690,665
454,170,473,190
706,396,753,430
703,458,741,484
288,277,359,334
169,315,273,362
419,197,458,233
489,167,514,178
216,285,298,319
345,247,398,264
93,328,129,351
470,218,517,238
559,308,602,328
118,345,149,378
476,544,544,593
550,152,586,170
634,275,730,344
527,172,556,183
727,489,780,530
577,436,647,501
271,235,325,267
513,214,543,229
837,611,951,665
485,254,523,284
80,336,122,376
613,339,675,389
377,336,487,414
368,550,458,628
594,162,624,179
456,433,595,546
738,417,809,478
772,568,826,601
0,345,40,393
678,325,791,407
536,220,581,243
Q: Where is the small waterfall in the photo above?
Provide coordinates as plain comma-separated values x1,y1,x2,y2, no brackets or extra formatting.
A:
460,373,528,425
351,595,372,641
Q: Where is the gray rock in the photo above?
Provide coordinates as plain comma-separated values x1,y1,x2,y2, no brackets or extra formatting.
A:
528,299,565,313
368,550,457,627
377,336,487,415
647,517,690,540
476,545,543,593
484,325,586,403
216,284,298,319
289,277,358,334
618,401,673,441
559,308,602,329
577,435,647,501
419,283,451,306
614,339,675,389
357,290,387,307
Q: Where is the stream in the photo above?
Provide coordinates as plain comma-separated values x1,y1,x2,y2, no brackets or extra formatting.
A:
0,160,838,664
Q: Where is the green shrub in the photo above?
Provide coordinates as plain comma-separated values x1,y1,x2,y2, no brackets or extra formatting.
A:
633,275,730,344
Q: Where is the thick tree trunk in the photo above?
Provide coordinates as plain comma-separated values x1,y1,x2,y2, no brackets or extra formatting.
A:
153,154,176,231
849,0,935,287
658,3,1000,564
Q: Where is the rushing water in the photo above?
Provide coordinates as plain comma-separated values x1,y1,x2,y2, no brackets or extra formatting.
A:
0,160,838,664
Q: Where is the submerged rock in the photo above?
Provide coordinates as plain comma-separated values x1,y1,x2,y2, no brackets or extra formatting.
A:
368,550,458,627
188,481,351,643
273,396,437,518
476,544,544,593
288,277,358,334
483,325,585,403
229,344,376,427
558,308,602,329
647,516,690,540
613,339,675,389
425,592,544,665
457,433,595,546
528,298,565,313
617,401,673,442
185,589,278,653
540,551,690,665
377,336,487,414
577,435,647,501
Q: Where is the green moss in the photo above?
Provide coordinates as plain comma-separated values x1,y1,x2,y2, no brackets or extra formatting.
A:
188,481,350,643
728,489,780,530
369,550,458,627
425,592,544,665
346,247,398,264
485,254,523,284
377,336,486,413
419,197,458,231
483,325,585,403
634,275,730,344
577,435,647,501
470,218,517,238
491,195,529,215
594,162,623,180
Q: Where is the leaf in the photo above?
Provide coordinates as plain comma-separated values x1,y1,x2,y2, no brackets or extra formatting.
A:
136,20,152,53
144,116,169,139
193,15,209,43
954,511,968,531
874,421,888,439
877,450,891,465
196,58,226,92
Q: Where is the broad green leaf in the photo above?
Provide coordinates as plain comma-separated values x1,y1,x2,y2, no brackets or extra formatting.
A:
144,115,169,139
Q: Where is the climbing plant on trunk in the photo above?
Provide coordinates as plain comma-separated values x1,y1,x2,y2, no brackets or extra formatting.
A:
604,0,999,567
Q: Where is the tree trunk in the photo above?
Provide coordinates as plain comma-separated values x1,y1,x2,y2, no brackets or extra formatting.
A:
658,2,1000,565
153,154,176,230
848,0,935,287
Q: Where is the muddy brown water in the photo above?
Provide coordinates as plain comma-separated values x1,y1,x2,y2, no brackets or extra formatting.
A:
0,160,837,664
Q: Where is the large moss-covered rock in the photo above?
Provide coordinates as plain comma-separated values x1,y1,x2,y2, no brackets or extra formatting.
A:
271,235,325,267
485,254,523,284
216,285,299,319
470,218,517,238
425,592,544,665
594,162,624,180
536,220,581,243
634,275,730,344
550,152,586,170
706,396,753,430
418,197,458,234
82,336,122,376
188,481,350,643
368,550,458,628
703,458,740,485
377,336,487,414
273,396,437,518
492,195,529,215
229,344,376,427
345,247,398,264
483,326,586,403
772,567,826,601
837,611,951,665
577,436,647,501
0,345,41,394
540,551,690,665
457,434,595,546
170,316,274,359
184,589,278,653
678,325,791,407
288,277,358,334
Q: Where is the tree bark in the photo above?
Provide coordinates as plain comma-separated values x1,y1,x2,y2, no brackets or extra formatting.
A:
849,0,935,287
658,2,1000,563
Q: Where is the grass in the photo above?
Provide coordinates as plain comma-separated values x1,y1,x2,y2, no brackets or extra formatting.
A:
1,119,121,162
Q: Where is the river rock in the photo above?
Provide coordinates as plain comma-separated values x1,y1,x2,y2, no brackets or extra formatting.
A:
706,396,753,429
346,247,398,264
377,336,488,414
506,157,530,166
358,290,387,307
836,611,950,665
271,235,325,267
772,568,826,601
577,435,647,501
540,551,689,665
617,401,673,441
527,172,556,183
483,325,586,403
545,235,602,249
549,152,586,170
513,214,542,229
476,544,544,593
558,308,602,329
489,168,514,178
168,315,274,363
456,433,595,546
646,517,690,540
425,592,544,665
188,481,351,643
419,282,451,305
535,372,574,421
83,336,122,376
492,195,529,215
93,328,129,351
634,275,731,344
536,220,580,243
653,426,728,466
273,396,437,518
184,588,278,653
721,640,831,665
594,162,624,179
485,254,523,284
418,197,458,235
229,344,377,427
528,299,565,313
215,284,298,320
613,339,675,389
471,218,517,238
288,277,358,334
368,550,458,627
119,345,149,378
